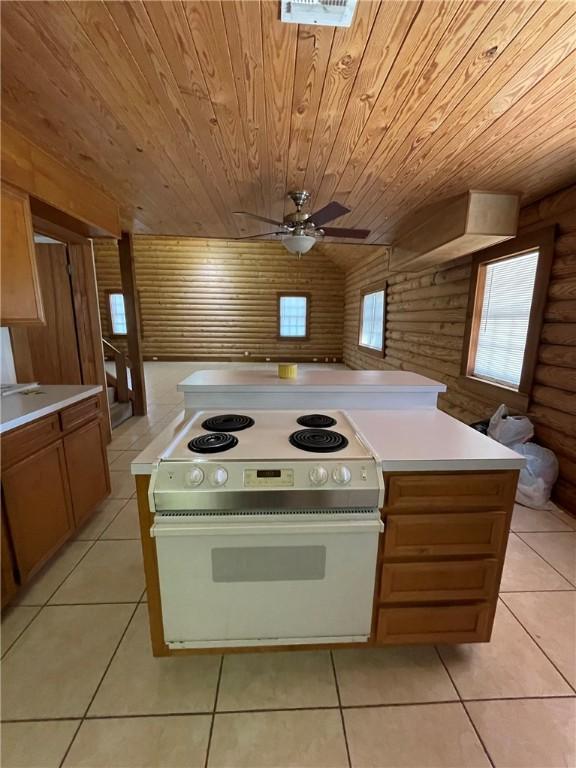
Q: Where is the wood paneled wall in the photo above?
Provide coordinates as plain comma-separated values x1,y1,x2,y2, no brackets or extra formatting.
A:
342,186,576,513
94,237,345,362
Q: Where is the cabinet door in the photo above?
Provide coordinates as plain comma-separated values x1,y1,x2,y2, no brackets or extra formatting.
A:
0,182,45,325
1,505,19,607
63,419,110,526
2,441,74,582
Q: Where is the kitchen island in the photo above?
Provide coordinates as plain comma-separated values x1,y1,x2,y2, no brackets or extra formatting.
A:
178,369,446,410
132,399,522,656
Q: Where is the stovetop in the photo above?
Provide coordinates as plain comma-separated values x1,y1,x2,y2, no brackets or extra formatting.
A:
161,410,373,462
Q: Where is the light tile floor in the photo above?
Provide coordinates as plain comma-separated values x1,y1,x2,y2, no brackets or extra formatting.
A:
1,362,575,768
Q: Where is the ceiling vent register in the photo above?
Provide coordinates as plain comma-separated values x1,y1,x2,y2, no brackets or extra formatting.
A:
281,0,357,28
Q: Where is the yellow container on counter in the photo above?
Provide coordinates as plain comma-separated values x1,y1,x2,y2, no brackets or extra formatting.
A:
278,363,298,379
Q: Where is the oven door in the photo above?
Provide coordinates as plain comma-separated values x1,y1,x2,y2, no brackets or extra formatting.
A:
151,517,383,648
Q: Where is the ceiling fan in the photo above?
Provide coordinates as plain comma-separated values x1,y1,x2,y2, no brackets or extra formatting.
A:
233,190,370,257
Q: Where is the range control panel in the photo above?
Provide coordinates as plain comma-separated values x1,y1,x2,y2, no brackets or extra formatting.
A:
150,459,385,512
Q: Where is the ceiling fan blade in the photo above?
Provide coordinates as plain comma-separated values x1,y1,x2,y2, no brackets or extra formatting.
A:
309,201,350,226
321,227,371,239
233,211,286,228
235,231,285,240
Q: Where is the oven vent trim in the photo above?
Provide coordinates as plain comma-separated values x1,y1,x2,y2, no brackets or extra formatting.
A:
153,507,380,518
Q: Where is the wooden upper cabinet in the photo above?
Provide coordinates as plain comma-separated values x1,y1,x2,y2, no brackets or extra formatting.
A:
1,181,45,325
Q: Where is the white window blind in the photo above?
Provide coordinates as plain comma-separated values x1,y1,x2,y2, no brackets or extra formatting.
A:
360,290,384,350
109,292,127,335
279,295,307,337
472,250,539,389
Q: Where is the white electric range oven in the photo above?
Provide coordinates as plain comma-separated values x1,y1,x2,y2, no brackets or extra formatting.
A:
149,410,384,649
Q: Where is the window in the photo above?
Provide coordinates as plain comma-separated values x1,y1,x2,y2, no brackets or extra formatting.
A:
359,284,386,355
278,294,309,339
107,291,127,336
461,228,554,409
472,251,538,388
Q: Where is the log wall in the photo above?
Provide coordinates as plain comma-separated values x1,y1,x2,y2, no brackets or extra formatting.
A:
342,185,576,513
93,236,345,362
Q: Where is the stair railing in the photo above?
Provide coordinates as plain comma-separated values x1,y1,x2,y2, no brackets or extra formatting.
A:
102,337,132,403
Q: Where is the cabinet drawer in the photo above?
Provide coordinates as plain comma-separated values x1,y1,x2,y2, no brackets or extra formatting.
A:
384,512,508,558
60,396,100,432
380,559,500,603
376,603,492,644
385,472,516,513
2,414,61,468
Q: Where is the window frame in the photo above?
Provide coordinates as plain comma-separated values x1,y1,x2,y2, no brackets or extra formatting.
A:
277,292,311,341
460,226,555,412
105,288,128,338
358,281,387,358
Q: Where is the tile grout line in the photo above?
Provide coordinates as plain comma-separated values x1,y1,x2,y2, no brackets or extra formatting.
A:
514,531,576,588
57,601,141,768
92,496,134,540
433,646,495,768
330,650,352,768
1,537,102,660
4,694,576,725
497,596,576,695
203,655,224,768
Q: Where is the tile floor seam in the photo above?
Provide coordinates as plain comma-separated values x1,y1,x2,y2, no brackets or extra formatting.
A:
93,496,133,541
433,645,496,768
4,695,576,725
497,595,576,695
203,654,224,768
514,531,576,587
550,508,576,528
329,651,352,768
1,537,102,659
499,587,576,593
57,601,141,768
0,609,40,660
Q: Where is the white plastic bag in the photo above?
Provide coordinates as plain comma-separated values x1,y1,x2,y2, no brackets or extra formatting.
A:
488,404,534,447
511,442,559,509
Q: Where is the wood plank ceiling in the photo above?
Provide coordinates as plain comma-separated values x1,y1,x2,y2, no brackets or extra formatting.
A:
2,1,575,244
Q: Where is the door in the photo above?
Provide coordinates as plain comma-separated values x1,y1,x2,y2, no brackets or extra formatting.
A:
3,441,74,582
152,518,382,647
63,419,110,526
11,243,82,384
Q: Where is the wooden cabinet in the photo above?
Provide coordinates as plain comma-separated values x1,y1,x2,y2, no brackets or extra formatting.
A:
383,512,507,558
375,469,518,646
1,507,19,608
386,472,516,513
63,419,110,526
380,559,500,603
3,441,74,582
1,181,45,325
1,394,110,603
376,603,492,645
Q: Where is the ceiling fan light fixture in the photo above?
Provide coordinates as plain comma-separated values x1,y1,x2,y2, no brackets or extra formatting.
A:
281,233,317,257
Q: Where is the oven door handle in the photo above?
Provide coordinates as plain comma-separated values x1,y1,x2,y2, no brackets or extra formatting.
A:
151,519,384,537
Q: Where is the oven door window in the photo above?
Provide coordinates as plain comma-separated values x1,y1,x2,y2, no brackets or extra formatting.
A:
212,545,326,582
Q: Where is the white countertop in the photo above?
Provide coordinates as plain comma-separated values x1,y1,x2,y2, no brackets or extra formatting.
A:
131,407,524,475
178,369,446,393
0,384,103,434
347,410,524,471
